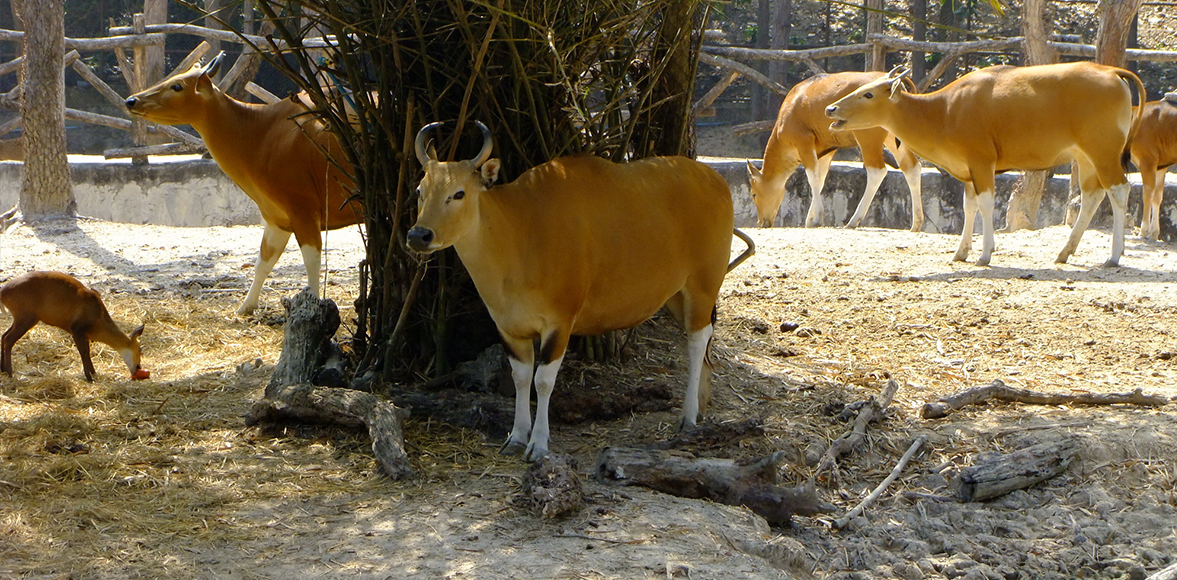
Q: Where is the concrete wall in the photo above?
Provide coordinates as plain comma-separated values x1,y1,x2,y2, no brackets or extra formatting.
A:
1,156,1174,243
707,158,1177,242
0,157,261,227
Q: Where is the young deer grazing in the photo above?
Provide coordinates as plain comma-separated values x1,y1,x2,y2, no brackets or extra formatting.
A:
1,271,149,382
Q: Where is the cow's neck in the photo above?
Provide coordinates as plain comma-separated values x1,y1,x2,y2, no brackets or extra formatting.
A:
188,90,274,172
451,188,526,307
885,94,948,166
760,136,800,184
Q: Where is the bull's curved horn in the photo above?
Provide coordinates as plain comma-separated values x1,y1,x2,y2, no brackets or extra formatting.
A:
415,122,444,165
471,121,493,167
204,51,225,77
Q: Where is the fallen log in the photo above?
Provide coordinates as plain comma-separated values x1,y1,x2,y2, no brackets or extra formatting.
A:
596,447,834,525
247,384,413,479
921,380,1169,419
247,289,413,479
953,437,1077,502
812,379,900,483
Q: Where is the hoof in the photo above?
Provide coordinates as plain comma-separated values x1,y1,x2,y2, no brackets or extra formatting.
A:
952,252,968,263
1100,259,1120,269
676,417,698,433
499,439,526,456
523,443,548,463
975,256,991,267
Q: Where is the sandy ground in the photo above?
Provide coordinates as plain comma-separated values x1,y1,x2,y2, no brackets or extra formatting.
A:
1,217,1176,579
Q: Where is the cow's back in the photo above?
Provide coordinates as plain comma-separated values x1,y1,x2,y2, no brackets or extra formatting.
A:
483,155,734,335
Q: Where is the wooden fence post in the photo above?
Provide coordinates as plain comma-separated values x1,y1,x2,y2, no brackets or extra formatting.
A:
130,13,148,165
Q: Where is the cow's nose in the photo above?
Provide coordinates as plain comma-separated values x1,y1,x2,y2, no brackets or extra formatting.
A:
406,227,435,251
125,97,138,110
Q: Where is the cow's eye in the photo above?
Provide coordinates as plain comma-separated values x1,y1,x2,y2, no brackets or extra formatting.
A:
453,190,465,200
171,83,183,92
864,92,874,99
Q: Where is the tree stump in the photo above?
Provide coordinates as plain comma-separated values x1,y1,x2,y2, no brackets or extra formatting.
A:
248,289,413,479
596,447,834,525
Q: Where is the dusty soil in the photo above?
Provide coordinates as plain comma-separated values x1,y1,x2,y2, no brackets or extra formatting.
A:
2,217,1176,579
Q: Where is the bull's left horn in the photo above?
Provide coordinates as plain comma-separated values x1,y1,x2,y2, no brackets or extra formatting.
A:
472,121,493,167
415,122,444,165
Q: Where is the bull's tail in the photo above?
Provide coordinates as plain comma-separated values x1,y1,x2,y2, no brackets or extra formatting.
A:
1116,68,1147,169
728,228,756,272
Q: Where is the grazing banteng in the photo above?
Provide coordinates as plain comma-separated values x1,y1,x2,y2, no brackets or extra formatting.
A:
1,271,148,382
408,122,755,461
749,71,924,230
826,63,1144,267
1130,100,1177,241
124,53,361,314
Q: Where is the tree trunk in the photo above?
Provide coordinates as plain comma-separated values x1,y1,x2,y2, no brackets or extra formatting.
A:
12,0,75,222
1003,0,1058,233
143,0,167,83
865,0,885,71
750,0,772,124
911,0,927,83
1096,0,1144,67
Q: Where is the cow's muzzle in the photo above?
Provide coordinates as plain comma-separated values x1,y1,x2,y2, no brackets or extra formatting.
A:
406,227,435,252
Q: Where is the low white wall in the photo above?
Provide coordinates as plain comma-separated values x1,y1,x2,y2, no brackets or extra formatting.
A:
0,156,261,227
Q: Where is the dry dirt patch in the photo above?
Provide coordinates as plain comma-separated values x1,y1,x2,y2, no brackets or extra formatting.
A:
1,219,1176,579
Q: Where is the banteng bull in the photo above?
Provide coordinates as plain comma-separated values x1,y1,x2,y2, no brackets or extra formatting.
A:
749,71,925,231
826,63,1144,267
407,122,755,461
125,53,361,314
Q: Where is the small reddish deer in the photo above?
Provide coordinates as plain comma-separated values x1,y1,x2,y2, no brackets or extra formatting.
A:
1,271,149,382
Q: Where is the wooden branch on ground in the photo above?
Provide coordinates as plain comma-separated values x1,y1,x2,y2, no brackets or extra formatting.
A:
597,447,834,525
953,437,1076,502
732,120,775,136
246,383,412,479
920,379,1170,420
812,379,900,482
246,289,413,479
1146,562,1177,580
834,436,925,529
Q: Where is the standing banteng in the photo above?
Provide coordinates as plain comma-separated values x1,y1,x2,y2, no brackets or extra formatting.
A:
408,122,754,461
826,63,1144,267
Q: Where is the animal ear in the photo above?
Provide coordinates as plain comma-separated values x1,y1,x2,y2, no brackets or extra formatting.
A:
746,160,762,179
131,324,144,340
889,75,909,100
480,158,502,186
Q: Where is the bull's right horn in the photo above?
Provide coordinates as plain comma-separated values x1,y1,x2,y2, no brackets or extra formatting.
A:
415,122,444,165
471,121,493,167
886,65,911,80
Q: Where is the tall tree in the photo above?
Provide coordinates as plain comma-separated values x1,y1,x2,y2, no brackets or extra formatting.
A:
1002,0,1058,232
1096,0,1144,67
6,0,75,225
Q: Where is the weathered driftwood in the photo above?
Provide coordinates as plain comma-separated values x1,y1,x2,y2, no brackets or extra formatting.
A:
247,384,413,479
921,379,1169,420
953,437,1077,502
834,436,926,529
247,289,413,479
267,289,341,394
596,447,834,525
522,453,585,519
1146,562,1177,580
812,379,900,482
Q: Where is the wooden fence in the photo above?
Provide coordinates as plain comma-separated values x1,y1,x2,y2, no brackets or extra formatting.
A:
0,13,327,164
